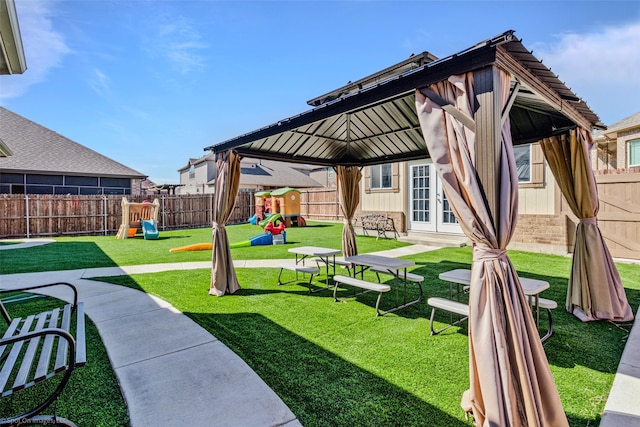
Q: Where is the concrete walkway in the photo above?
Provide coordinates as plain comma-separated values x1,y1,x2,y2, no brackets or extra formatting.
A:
1,243,638,426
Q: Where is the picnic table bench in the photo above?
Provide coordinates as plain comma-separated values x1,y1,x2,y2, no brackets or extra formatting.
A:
1,282,86,427
355,213,399,240
332,275,391,316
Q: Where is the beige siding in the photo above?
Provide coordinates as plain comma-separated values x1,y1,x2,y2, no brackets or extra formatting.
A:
517,163,557,215
360,163,406,212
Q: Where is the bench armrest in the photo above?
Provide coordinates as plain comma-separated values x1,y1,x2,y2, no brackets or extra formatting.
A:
0,282,79,325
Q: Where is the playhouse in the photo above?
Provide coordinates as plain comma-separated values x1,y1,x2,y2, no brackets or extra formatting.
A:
269,187,305,227
115,197,160,239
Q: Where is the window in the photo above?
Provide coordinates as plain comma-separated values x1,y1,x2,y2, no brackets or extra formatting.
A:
629,139,640,167
513,144,531,183
370,164,392,189
189,165,195,180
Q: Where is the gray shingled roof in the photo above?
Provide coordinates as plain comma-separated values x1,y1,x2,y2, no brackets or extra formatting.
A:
594,112,640,140
235,158,322,188
178,153,322,188
0,107,146,178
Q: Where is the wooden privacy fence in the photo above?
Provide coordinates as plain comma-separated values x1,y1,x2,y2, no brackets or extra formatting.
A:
562,172,640,260
0,188,342,238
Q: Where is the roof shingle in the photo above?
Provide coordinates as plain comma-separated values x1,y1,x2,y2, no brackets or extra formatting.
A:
0,107,146,178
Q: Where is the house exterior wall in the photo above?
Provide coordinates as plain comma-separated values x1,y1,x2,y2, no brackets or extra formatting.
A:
517,163,556,215
618,128,640,173
359,146,572,254
179,161,214,195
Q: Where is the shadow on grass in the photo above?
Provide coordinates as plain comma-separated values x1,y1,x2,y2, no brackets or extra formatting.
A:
186,311,468,427
0,241,117,275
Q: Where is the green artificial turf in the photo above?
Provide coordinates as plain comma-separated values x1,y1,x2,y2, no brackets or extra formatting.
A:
93,246,639,427
0,221,409,274
2,223,638,426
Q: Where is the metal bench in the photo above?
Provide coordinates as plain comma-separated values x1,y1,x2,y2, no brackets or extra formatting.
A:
1,282,86,427
356,213,399,240
277,263,321,293
332,275,391,316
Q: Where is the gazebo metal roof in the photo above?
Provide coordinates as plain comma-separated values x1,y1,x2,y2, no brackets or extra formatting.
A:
206,30,603,167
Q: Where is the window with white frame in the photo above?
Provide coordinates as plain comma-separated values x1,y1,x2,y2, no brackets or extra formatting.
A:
629,139,640,167
188,165,195,180
513,144,531,183
370,164,392,189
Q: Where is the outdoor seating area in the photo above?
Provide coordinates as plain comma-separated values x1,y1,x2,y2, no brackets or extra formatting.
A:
429,269,557,342
0,224,638,426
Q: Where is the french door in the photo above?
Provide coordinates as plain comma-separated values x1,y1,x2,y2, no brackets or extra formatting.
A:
409,163,461,234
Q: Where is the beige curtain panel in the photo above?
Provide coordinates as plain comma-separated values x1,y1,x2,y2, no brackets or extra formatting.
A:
210,150,242,296
540,129,633,322
336,165,361,258
416,68,568,426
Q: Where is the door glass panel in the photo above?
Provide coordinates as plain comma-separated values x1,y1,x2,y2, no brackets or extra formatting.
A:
411,165,430,223
441,194,458,224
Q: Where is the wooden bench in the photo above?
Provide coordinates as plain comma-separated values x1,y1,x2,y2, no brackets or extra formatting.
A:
427,297,470,336
332,275,391,316
356,213,399,240
1,282,86,427
278,263,321,293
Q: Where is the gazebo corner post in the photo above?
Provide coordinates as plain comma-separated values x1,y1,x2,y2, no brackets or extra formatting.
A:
540,129,634,322
209,150,242,296
415,65,569,427
336,165,361,258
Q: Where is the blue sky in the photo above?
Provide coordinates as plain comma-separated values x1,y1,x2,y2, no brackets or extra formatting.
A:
1,1,639,184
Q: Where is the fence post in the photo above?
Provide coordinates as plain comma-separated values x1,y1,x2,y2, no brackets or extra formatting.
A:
161,196,166,230
25,194,30,238
103,196,107,235
209,193,213,226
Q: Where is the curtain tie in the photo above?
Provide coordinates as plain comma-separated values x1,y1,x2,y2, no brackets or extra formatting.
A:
473,244,506,261
579,217,597,225
212,222,222,229
343,218,352,226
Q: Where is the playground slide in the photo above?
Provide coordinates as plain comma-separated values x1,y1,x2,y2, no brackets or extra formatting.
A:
169,243,212,252
141,220,159,240
258,213,282,228
248,213,258,225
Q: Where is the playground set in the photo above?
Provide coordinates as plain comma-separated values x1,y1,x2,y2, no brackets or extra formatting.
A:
250,187,306,228
115,197,160,240
170,187,307,252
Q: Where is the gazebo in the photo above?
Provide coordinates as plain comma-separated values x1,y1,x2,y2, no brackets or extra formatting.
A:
204,30,633,426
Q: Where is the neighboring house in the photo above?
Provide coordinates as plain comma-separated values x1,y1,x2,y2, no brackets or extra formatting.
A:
589,112,640,260
0,107,147,195
592,112,640,174
177,154,324,194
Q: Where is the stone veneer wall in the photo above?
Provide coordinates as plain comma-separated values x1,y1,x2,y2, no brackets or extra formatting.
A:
509,214,568,255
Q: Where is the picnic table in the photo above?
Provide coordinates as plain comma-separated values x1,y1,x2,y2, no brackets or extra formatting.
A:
344,254,423,315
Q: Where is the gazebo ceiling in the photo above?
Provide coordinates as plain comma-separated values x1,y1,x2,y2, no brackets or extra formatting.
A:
206,30,604,167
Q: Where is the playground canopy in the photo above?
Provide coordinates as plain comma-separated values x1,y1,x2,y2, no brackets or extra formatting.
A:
204,30,633,426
